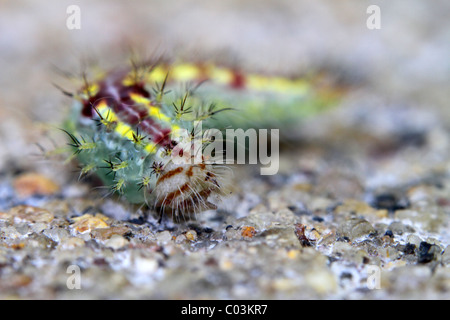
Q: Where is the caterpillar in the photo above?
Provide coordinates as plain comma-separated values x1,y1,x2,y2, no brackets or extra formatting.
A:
61,59,344,219
147,61,344,134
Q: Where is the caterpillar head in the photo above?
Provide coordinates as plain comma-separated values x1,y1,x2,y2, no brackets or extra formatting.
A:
154,161,223,215
150,132,227,216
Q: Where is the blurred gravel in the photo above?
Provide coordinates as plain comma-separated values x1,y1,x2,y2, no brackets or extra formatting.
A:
0,0,450,299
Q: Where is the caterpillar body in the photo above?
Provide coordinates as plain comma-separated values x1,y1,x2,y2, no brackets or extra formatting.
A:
62,60,344,218
149,62,344,134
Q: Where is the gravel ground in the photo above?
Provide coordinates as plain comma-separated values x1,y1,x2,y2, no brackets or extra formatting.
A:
0,0,450,299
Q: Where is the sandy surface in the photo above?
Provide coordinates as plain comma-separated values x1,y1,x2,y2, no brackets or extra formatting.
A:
0,0,450,300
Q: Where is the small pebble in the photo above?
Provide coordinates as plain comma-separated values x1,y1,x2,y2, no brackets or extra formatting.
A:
91,226,131,240
59,237,85,249
441,246,450,265
134,256,158,274
71,214,109,234
337,218,375,241
104,235,129,250
13,173,59,197
406,185,433,204
388,221,415,235
371,193,409,212
335,199,388,220
406,234,422,247
156,230,172,244
305,269,337,294
175,234,187,244
241,226,256,238
43,228,70,243
2,205,54,224
185,230,198,242
417,242,440,264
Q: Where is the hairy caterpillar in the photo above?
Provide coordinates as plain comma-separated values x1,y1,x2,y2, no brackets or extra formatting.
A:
61,59,344,219
148,61,344,134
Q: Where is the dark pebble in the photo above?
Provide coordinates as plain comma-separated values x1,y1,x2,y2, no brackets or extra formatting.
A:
384,230,394,238
336,236,351,243
128,217,147,225
418,242,437,264
340,272,353,280
312,216,324,222
288,205,311,216
396,131,427,148
371,193,409,212
203,227,214,234
404,243,416,255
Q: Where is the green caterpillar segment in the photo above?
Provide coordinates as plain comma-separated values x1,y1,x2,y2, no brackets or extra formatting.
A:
63,60,343,216
148,62,344,131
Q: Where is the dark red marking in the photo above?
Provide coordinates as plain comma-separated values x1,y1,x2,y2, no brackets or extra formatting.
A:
79,69,173,147
161,183,191,205
156,167,184,185
230,70,245,90
294,223,314,247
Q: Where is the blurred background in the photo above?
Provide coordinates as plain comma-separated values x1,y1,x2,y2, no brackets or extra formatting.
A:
1,0,450,300
0,0,449,175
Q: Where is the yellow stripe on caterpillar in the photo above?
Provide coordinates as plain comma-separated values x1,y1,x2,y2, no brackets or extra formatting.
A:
128,92,182,137
171,63,202,81
95,100,158,154
145,62,316,95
